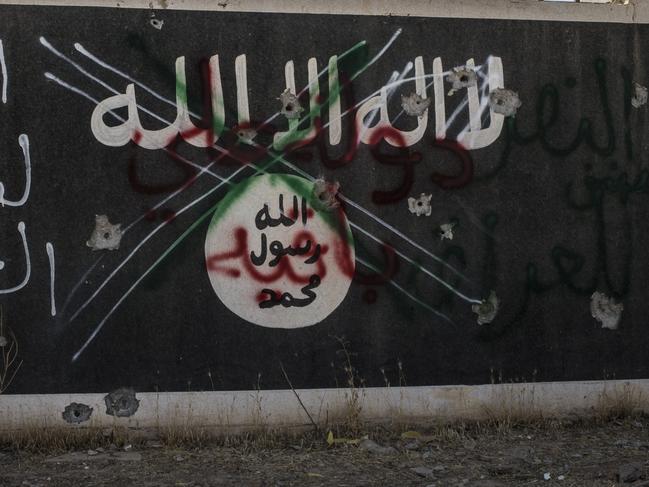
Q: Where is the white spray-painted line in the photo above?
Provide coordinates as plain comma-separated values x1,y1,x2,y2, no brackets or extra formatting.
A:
45,242,56,316
43,72,237,235
0,222,30,294
58,254,104,318
355,255,453,323
69,114,459,362
0,39,7,104
65,156,240,326
45,37,374,236
50,35,396,233
257,148,476,299
75,42,202,119
72,204,454,363
69,43,475,295
40,37,229,188
52,32,463,338
358,64,411,142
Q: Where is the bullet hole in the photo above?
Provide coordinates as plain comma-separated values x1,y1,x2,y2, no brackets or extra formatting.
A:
439,222,456,241
401,92,431,117
447,66,477,95
150,18,164,30
489,88,522,117
631,82,648,108
278,89,304,120
313,178,340,210
86,215,122,251
407,193,432,217
104,388,140,417
62,402,94,424
591,291,623,330
472,290,499,325
237,127,257,144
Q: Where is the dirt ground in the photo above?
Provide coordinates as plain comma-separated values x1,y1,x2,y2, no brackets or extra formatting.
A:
1,419,649,486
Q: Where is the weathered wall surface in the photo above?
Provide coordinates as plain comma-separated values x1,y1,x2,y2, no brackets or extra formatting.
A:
0,2,647,403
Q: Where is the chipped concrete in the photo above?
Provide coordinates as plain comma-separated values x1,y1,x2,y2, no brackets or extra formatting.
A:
86,215,122,251
104,388,140,417
400,92,431,117
591,291,623,330
472,291,499,325
407,193,432,217
278,89,303,120
62,402,93,424
447,66,477,96
632,82,647,108
149,18,164,29
312,178,340,210
489,88,522,117
439,222,456,240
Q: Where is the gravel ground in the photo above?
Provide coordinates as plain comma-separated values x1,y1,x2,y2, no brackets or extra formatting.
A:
1,419,649,486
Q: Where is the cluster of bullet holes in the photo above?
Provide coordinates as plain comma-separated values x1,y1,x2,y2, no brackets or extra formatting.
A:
61,389,140,424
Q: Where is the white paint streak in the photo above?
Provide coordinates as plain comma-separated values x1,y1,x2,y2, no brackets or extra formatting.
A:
46,242,56,316
235,54,250,124
0,134,31,207
0,39,7,104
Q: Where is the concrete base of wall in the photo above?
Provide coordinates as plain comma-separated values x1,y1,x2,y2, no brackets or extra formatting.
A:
1,379,647,431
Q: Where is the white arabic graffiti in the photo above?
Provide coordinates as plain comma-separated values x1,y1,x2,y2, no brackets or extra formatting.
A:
90,53,506,152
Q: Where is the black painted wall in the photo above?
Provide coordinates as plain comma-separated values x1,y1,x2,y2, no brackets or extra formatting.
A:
0,5,646,393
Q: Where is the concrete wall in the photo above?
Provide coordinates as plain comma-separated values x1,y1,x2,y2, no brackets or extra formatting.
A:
0,0,648,428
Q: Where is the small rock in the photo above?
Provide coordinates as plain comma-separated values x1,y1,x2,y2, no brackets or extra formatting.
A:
174,454,184,462
618,462,643,483
359,439,397,455
543,472,551,481
403,441,420,450
411,466,435,478
86,450,98,456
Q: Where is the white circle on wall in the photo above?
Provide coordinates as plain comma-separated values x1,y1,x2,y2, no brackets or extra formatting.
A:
205,174,355,329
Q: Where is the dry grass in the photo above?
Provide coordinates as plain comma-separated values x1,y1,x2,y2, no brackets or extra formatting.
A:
594,382,647,420
0,306,22,394
0,426,143,453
